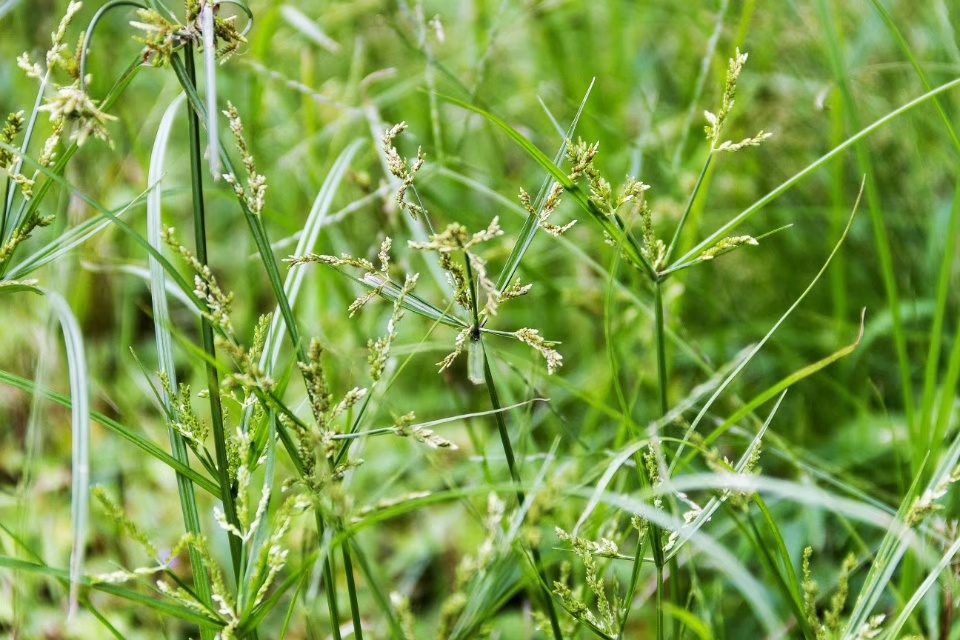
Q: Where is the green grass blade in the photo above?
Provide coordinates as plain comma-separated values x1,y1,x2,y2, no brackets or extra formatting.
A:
680,309,865,469
180,44,243,580
751,496,808,629
882,534,960,638
671,182,863,470
170,52,308,368
437,92,656,280
665,77,960,273
5,191,147,280
0,368,219,494
815,0,916,461
495,79,595,292
0,555,222,627
38,289,89,620
0,141,204,312
478,339,563,639
842,426,960,634
666,392,784,562
865,0,960,155
728,508,813,639
146,89,216,638
920,181,960,453
261,139,364,373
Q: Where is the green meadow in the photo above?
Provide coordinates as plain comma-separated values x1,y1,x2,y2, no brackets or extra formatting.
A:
1,1,960,638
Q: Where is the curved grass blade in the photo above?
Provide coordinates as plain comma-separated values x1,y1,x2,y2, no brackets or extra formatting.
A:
437,93,656,280
38,289,89,620
146,90,217,638
0,368,218,494
670,180,864,470
496,78,595,292
665,77,960,273
679,308,866,470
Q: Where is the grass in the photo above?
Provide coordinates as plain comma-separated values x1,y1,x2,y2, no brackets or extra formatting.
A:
1,0,960,638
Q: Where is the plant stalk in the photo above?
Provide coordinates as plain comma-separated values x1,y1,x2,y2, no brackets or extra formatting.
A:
182,45,243,580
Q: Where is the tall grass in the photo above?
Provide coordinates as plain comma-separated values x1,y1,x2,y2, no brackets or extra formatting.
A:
1,1,960,638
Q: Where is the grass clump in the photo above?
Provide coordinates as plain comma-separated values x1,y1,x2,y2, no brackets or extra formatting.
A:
2,1,960,639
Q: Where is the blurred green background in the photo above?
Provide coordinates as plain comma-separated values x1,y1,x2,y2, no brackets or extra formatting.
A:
2,0,959,637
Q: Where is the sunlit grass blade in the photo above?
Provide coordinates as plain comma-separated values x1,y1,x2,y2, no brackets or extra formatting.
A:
200,1,220,181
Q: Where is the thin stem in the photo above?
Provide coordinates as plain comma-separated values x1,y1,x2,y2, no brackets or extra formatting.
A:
654,282,668,418
656,564,665,640
664,152,712,266
665,76,960,274
461,248,482,332
182,45,243,580
317,513,343,640
480,344,563,640
654,281,682,639
342,545,363,640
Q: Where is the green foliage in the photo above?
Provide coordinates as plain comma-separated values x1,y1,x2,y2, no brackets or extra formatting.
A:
2,1,960,639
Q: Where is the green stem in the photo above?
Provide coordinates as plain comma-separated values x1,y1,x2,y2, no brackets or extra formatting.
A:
463,236,563,640
342,545,363,640
182,45,243,580
656,564,664,640
654,282,668,418
317,512,343,640
664,153,712,266
480,344,563,640
168,50,359,636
